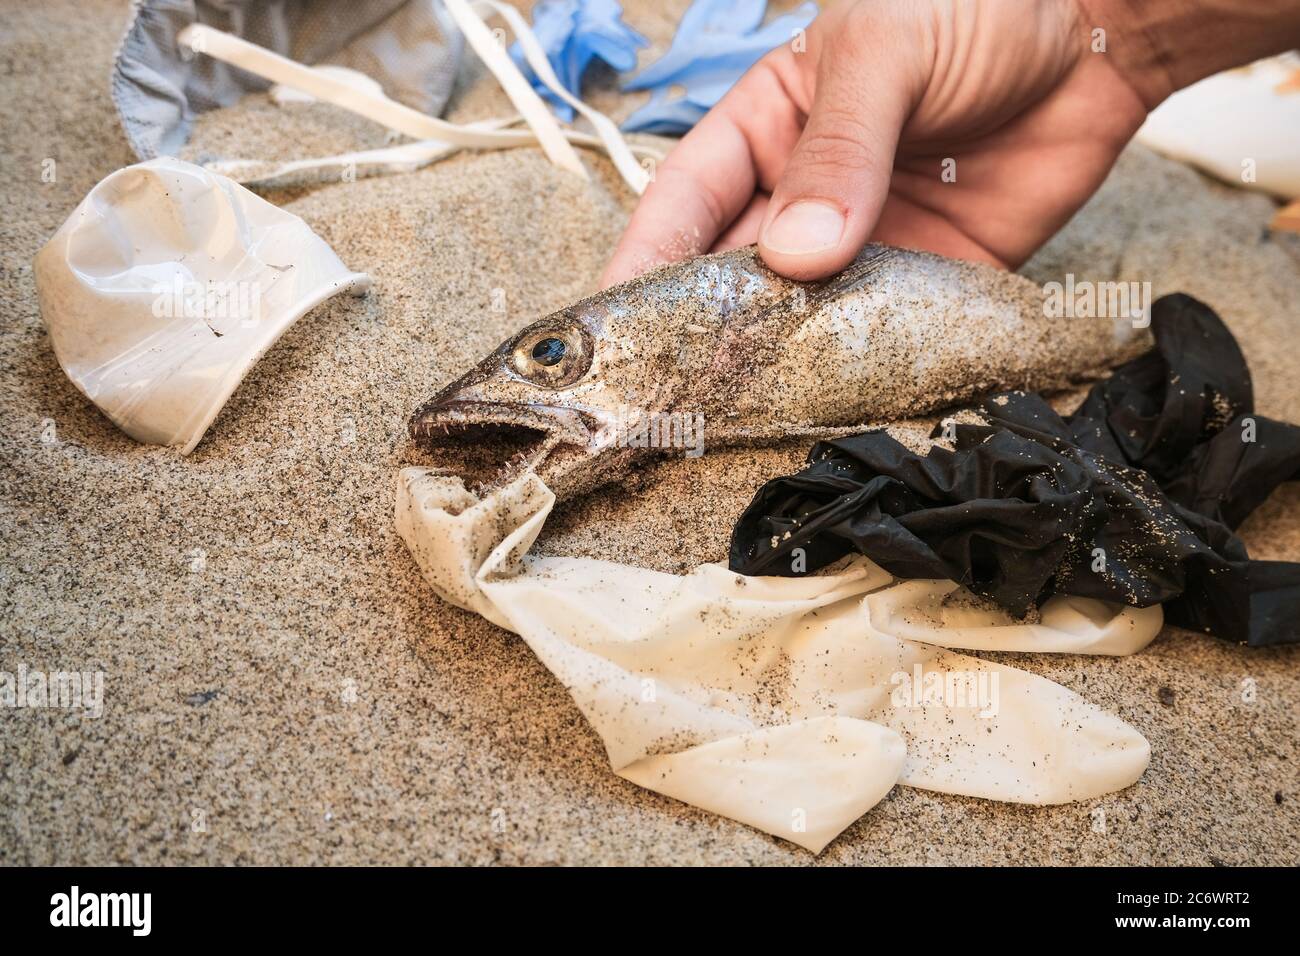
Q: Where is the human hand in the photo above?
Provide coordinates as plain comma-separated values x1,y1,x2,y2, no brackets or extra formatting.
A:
601,0,1300,286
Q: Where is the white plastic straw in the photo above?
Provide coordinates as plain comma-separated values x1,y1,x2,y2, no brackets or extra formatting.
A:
440,0,587,179
177,18,664,193
473,0,650,192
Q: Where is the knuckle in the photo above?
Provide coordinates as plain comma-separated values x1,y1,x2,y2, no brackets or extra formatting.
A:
795,122,874,174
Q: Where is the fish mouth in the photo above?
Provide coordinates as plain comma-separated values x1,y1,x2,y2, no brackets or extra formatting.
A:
408,399,596,493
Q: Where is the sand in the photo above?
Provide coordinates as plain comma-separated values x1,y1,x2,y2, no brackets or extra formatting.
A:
0,0,1296,865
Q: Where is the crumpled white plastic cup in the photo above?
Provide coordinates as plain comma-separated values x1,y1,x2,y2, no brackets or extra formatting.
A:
34,157,370,453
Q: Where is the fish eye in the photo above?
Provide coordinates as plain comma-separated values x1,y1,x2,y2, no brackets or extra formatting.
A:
531,337,566,366
510,325,591,388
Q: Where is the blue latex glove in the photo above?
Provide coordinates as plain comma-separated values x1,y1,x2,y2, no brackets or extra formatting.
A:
510,0,647,122
622,0,818,134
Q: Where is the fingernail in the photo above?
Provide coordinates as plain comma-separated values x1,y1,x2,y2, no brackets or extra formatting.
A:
761,201,845,256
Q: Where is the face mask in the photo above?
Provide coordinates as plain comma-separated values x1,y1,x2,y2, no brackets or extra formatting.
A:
34,157,369,454
111,0,464,160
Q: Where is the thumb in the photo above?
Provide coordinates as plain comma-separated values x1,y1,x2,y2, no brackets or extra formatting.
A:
758,40,915,280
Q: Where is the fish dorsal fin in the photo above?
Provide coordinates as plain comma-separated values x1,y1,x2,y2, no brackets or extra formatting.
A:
799,243,900,311
790,240,904,319
690,244,901,407
725,243,900,335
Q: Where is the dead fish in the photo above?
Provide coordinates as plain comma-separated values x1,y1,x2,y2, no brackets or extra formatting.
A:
410,243,1145,500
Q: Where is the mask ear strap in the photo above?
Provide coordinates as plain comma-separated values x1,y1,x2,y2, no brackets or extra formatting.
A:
440,0,586,179
207,122,665,192
205,116,515,188
178,24,545,149
178,15,660,195
471,0,650,193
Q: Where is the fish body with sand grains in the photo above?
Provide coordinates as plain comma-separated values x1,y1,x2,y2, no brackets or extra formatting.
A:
410,243,1145,500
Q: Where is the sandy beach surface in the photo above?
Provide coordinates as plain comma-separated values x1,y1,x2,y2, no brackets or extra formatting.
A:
1,0,1297,865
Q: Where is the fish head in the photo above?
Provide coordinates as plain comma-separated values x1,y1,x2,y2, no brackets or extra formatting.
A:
410,310,613,496
409,294,675,497
408,248,792,498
